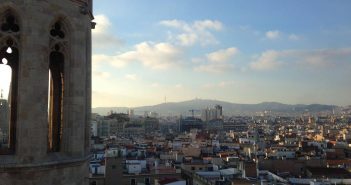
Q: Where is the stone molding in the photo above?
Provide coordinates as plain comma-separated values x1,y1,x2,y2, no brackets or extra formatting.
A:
0,154,91,171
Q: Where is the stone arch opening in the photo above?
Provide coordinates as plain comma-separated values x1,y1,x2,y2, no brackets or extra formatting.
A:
48,20,68,152
0,9,20,155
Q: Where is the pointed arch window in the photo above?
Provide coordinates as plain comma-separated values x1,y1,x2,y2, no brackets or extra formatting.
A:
48,21,67,152
0,11,20,155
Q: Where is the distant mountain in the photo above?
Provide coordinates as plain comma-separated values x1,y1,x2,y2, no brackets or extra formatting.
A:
92,99,338,116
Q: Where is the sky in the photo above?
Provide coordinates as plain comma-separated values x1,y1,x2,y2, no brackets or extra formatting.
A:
1,1,351,107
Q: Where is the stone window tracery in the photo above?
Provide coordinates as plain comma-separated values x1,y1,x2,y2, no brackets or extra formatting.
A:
0,10,20,155
48,20,67,152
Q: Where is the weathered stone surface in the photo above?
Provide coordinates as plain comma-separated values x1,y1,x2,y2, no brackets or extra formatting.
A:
0,0,93,184
0,159,89,185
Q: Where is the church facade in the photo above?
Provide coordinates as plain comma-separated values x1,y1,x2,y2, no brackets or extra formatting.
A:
0,0,93,184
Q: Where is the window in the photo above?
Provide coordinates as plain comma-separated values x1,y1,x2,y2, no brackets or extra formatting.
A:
48,21,67,152
145,177,150,185
0,11,20,155
130,178,136,185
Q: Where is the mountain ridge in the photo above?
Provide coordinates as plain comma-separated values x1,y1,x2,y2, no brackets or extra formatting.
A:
92,98,338,116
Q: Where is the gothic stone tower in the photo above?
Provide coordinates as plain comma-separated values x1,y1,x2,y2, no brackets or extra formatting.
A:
0,0,93,185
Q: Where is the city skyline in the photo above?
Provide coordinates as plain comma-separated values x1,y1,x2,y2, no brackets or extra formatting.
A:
1,1,351,107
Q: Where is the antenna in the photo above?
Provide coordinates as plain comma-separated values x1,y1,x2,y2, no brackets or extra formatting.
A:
0,89,3,99
189,109,200,118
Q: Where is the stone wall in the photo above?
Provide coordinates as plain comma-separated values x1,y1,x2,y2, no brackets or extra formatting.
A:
0,0,93,184
0,160,89,185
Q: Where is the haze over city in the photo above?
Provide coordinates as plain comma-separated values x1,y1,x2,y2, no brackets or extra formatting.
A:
2,0,351,107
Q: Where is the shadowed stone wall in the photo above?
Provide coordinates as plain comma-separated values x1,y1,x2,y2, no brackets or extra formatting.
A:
0,0,93,184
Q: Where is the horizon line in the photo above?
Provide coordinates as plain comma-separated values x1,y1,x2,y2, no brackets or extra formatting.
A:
92,98,346,109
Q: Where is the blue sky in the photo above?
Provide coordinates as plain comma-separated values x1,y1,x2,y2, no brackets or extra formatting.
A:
1,1,350,108
90,0,351,107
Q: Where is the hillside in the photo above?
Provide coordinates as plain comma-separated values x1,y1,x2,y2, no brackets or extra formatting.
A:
92,99,337,116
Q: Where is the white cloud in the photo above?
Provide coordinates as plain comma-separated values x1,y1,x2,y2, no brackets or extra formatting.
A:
160,19,223,46
239,25,261,36
296,48,351,68
93,15,111,34
194,47,238,73
92,42,183,70
175,84,183,88
288,34,300,41
250,48,351,70
160,19,187,29
206,47,239,63
178,33,198,46
93,14,123,49
191,58,203,64
151,83,160,87
133,42,182,69
265,30,281,40
203,81,235,88
93,71,111,79
218,81,236,88
202,83,215,88
194,63,234,73
250,50,283,70
193,20,223,31
125,74,138,80
264,30,301,41
93,53,129,69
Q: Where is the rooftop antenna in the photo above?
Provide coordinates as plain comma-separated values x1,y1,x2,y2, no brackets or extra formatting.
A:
0,89,3,99
189,109,195,117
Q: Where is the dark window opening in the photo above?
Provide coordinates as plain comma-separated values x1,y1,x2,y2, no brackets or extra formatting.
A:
0,39,19,155
48,44,64,152
145,177,150,185
1,14,20,33
48,20,67,153
130,178,136,185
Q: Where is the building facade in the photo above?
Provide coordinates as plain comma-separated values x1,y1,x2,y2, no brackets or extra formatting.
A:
201,105,223,122
0,0,93,184
180,117,203,132
0,96,9,146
